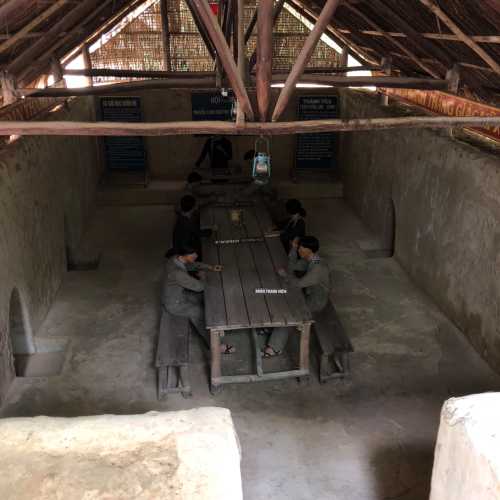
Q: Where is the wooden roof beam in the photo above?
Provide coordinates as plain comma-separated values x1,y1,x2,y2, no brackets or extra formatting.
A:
185,0,217,61
272,0,343,122
191,0,254,120
418,0,500,75
1,116,500,137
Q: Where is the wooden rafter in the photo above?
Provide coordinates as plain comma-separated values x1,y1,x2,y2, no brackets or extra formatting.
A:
272,0,342,121
7,0,103,78
418,0,500,75
286,0,378,66
1,116,500,137
185,0,217,61
369,0,454,72
0,0,68,56
19,0,118,86
344,3,441,78
191,0,254,120
334,30,500,45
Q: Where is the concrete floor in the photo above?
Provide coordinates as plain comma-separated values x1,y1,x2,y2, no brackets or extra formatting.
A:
2,198,499,500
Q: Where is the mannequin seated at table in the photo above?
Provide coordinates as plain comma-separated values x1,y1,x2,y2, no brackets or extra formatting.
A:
261,236,331,358
162,247,235,354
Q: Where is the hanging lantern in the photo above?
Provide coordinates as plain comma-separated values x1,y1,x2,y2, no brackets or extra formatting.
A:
252,137,271,185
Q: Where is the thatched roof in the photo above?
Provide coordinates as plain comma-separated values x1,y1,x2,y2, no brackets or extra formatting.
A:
0,0,499,104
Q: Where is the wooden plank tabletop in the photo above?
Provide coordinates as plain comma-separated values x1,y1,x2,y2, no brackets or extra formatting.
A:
201,204,310,330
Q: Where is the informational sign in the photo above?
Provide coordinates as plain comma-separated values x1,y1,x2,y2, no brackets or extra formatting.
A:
191,92,234,121
296,95,338,170
100,97,147,171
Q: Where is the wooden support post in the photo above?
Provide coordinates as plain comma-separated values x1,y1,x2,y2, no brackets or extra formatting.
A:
160,0,172,72
216,0,224,87
380,93,389,107
82,44,93,87
0,71,17,106
3,116,500,137
248,0,286,72
235,0,246,124
299,323,311,374
419,0,500,75
272,0,342,122
381,56,392,75
232,0,239,61
340,47,349,77
50,57,66,88
446,64,460,94
256,0,273,122
192,0,254,120
210,329,222,393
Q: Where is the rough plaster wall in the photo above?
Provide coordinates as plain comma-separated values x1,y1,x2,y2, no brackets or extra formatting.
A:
112,88,338,180
339,89,500,371
0,98,99,402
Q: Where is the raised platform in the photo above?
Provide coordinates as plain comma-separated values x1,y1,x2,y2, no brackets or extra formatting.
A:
0,408,243,500
97,179,343,206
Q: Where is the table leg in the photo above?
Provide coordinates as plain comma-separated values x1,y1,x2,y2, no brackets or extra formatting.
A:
299,322,311,374
210,329,223,394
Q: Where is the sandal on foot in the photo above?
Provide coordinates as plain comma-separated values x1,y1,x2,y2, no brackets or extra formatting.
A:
261,345,282,358
221,344,236,355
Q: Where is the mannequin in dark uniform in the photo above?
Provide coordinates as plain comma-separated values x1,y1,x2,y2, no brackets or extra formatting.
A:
195,135,233,175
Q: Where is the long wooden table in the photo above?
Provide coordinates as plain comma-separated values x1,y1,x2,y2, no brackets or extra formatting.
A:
201,202,312,393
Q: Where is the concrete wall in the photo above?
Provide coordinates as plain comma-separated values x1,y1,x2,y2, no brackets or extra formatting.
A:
108,88,339,180
339,89,500,371
0,98,99,402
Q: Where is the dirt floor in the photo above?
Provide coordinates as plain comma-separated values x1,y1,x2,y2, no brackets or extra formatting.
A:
2,198,499,500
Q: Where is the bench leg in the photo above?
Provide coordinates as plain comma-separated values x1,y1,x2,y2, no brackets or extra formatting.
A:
179,365,192,398
210,329,223,395
158,366,168,401
319,353,330,384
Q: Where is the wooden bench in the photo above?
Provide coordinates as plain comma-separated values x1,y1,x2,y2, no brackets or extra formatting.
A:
312,301,354,383
156,309,192,399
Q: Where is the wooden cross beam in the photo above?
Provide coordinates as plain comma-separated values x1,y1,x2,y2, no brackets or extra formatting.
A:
256,0,274,122
191,0,254,120
419,0,500,75
272,0,343,121
1,116,499,136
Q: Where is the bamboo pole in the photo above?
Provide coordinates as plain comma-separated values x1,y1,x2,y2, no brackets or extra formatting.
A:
1,116,499,137
419,0,500,75
191,0,254,120
272,0,342,121
256,0,273,122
